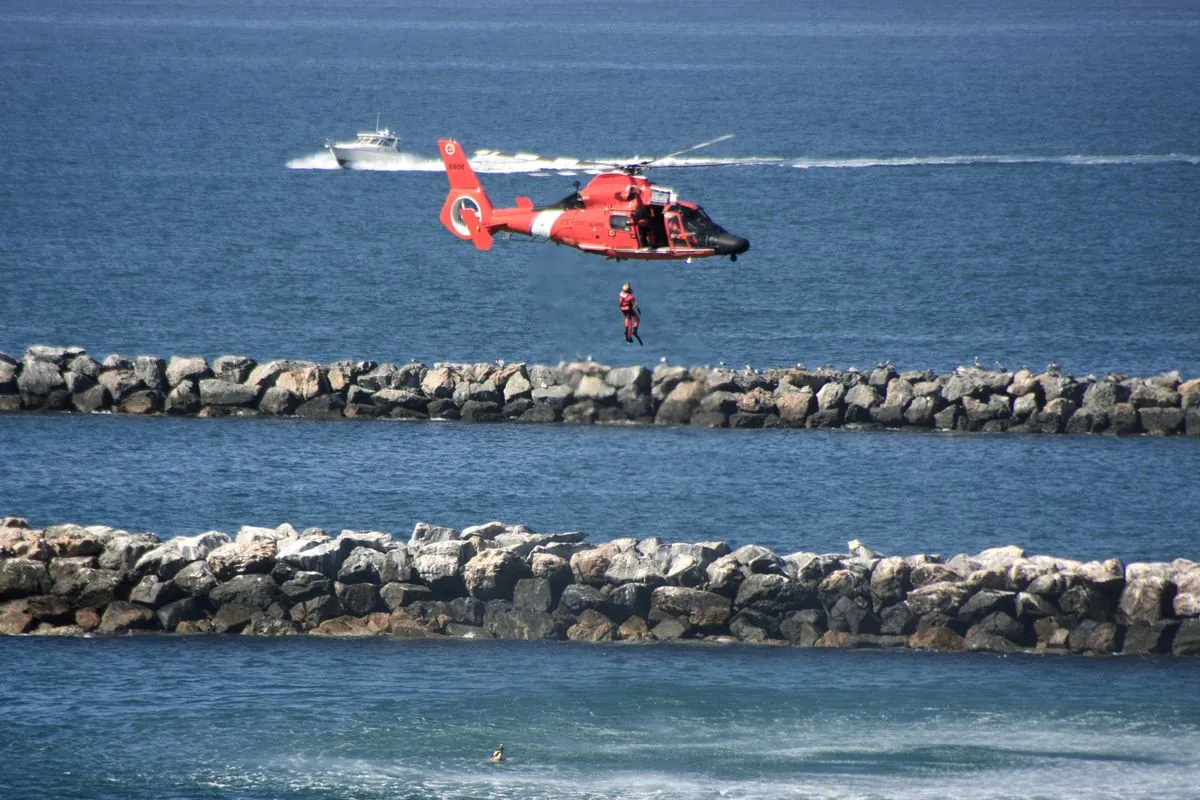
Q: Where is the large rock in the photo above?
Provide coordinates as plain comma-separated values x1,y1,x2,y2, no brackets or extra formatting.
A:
1174,562,1200,617
557,583,608,618
655,381,705,425
280,571,332,603
413,540,475,597
50,562,123,608
1118,576,1174,624
172,560,219,598
209,574,282,611
335,581,381,616
734,573,813,618
276,364,328,400
0,559,51,600
648,586,731,634
330,547,379,585
199,378,258,407
482,600,559,640
98,601,156,634
869,556,910,611
276,532,343,577
567,609,616,642
571,542,624,587
206,539,276,580
165,356,211,387
463,548,532,601
604,550,668,586
135,531,231,579
212,355,256,383
17,360,66,397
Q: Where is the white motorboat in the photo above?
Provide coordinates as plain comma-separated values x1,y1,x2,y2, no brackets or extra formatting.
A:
324,119,401,168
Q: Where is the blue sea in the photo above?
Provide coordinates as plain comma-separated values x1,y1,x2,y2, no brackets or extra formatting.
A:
2,0,1199,797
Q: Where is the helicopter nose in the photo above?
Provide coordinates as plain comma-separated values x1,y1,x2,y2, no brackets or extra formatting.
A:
712,233,750,256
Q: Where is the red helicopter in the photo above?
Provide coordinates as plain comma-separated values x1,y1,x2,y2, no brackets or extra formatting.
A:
437,136,750,262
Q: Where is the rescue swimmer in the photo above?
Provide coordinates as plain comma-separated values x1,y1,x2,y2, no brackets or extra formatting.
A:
619,282,643,345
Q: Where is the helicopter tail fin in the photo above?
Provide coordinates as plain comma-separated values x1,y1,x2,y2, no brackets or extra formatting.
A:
438,139,495,250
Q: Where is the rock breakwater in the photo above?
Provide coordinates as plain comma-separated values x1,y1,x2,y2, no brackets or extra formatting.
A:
3,346,1198,434
2,516,1198,656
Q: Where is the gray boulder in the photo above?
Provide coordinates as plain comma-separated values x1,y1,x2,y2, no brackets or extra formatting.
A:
18,360,66,398
826,595,879,634
338,547,385,584
280,571,332,603
135,531,231,579
277,532,343,577
648,586,732,634
212,355,256,383
869,556,911,611
512,577,554,613
199,378,258,407
172,560,219,598
483,600,559,640
779,608,827,645
413,539,475,597
165,356,212,387
1172,619,1200,656
98,532,159,572
0,559,51,600
735,573,814,617
557,583,608,617
380,548,415,584
335,581,381,616
1118,576,1175,624
156,597,207,631
408,523,459,547
129,575,181,607
380,581,433,611
209,574,282,610
607,582,653,622
206,539,276,580
1122,620,1178,655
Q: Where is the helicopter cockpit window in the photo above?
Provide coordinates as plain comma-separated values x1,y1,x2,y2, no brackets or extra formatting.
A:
609,214,630,231
680,205,725,237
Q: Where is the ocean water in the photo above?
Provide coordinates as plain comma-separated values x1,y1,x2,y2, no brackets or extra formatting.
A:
3,412,1200,565
2,637,1199,800
2,0,1200,797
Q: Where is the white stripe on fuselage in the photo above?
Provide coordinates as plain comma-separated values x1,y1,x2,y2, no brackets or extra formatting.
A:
530,210,563,238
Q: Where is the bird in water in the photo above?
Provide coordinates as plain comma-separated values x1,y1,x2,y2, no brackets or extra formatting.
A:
490,744,506,763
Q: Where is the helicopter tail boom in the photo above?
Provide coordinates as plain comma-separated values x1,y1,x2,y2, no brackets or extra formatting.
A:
438,139,495,249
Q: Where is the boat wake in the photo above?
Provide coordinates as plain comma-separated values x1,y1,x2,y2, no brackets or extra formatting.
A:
285,150,443,171
288,149,1200,174
788,153,1200,169
286,149,782,175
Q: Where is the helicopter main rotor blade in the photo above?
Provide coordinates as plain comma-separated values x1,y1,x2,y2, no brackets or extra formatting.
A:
650,134,735,165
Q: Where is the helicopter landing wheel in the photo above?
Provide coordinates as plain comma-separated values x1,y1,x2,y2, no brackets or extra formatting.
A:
730,254,738,262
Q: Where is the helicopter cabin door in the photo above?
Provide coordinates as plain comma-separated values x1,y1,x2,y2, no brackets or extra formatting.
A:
663,207,690,250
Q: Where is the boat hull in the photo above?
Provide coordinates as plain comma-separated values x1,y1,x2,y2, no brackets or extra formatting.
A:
326,145,403,169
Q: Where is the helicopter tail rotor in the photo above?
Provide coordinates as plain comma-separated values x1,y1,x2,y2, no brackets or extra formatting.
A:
438,139,495,250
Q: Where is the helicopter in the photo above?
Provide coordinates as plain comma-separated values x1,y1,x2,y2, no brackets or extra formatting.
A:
437,136,750,262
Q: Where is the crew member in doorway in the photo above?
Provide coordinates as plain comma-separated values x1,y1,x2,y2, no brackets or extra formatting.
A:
619,282,643,345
